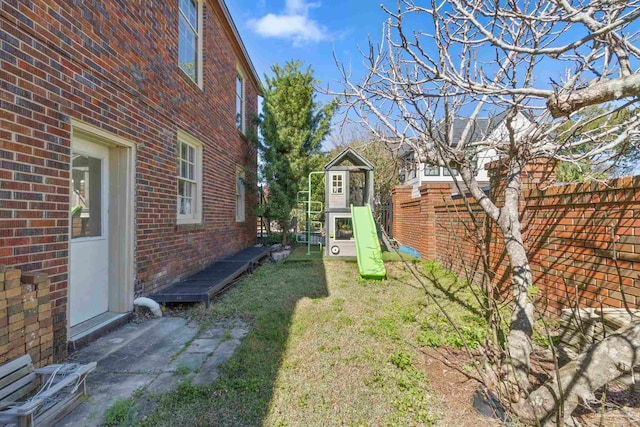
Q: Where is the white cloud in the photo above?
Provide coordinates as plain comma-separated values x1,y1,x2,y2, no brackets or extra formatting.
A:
250,0,329,46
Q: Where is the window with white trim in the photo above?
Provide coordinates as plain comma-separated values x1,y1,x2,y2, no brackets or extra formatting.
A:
178,0,202,85
424,164,439,176
177,131,203,224
331,174,343,194
236,167,245,222
236,74,245,132
443,167,459,176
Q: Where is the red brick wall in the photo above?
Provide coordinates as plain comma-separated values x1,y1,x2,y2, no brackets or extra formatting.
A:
392,186,424,254
433,196,488,285
0,0,259,360
393,163,640,315
523,177,640,313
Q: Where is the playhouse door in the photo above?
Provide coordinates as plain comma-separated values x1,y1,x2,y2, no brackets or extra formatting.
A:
69,137,110,326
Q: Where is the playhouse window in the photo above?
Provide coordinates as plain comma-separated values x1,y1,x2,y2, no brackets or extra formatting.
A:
332,174,343,194
335,217,353,240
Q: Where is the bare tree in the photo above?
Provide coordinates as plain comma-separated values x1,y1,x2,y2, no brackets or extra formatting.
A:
337,0,640,424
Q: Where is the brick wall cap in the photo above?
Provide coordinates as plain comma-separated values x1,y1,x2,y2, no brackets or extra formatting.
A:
392,185,414,194
418,183,452,194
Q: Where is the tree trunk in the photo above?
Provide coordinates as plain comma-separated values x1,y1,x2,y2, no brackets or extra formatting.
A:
280,219,289,245
498,201,535,394
459,161,535,394
497,162,535,394
516,321,640,426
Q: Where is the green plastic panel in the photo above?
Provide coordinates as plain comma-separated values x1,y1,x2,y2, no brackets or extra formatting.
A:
351,205,387,280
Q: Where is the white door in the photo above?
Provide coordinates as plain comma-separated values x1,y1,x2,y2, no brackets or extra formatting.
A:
70,137,110,326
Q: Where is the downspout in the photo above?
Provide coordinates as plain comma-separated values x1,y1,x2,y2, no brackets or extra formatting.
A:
133,297,163,317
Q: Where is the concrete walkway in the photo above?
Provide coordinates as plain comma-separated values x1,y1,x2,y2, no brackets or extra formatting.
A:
55,317,250,427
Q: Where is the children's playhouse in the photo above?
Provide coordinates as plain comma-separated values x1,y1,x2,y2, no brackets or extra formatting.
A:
321,148,386,279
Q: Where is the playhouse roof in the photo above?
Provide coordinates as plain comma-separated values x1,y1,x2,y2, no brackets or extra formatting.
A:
324,148,374,171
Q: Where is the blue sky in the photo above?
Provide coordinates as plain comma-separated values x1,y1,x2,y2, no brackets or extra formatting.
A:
227,0,388,96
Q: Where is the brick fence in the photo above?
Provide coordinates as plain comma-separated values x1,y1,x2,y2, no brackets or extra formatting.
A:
0,266,53,367
392,160,640,314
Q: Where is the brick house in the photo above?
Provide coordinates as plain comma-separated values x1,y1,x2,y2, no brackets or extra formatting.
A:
0,0,262,360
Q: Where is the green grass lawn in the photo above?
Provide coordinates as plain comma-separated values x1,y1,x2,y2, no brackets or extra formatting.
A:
129,251,486,427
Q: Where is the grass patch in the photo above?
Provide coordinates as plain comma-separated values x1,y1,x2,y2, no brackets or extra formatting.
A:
135,255,490,426
381,250,420,262
104,398,135,426
284,245,323,262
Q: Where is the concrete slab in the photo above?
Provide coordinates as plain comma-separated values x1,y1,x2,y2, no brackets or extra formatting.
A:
54,317,250,427
191,338,241,385
230,326,250,340
147,372,186,394
192,366,219,385
167,352,209,372
198,327,227,339
184,338,222,354
209,338,242,368
55,372,154,427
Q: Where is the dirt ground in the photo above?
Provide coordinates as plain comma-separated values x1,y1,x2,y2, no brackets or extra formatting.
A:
420,347,640,427
420,347,504,426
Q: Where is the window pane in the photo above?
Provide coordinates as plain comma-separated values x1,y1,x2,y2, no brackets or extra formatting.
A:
71,155,102,238
183,197,192,215
179,142,186,160
179,0,197,29
424,164,439,176
188,145,194,163
236,98,243,129
335,218,353,240
180,197,192,215
179,14,197,81
180,159,188,179
443,167,459,176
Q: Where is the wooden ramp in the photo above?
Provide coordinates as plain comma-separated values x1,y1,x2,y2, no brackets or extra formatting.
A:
150,246,271,308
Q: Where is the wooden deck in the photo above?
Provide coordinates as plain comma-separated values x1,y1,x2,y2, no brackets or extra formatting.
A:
150,246,271,308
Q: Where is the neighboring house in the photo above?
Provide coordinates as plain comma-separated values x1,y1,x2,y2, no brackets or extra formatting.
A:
0,0,261,359
398,112,532,197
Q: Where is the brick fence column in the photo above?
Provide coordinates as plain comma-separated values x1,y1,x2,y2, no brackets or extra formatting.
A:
391,185,413,241
419,184,452,260
486,157,559,291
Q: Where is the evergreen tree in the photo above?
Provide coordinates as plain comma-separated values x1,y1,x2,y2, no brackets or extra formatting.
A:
259,61,336,244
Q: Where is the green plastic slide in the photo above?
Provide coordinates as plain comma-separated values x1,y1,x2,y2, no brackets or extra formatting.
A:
351,205,387,280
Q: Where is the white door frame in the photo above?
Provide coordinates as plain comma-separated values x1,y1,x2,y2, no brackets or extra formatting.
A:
69,120,136,331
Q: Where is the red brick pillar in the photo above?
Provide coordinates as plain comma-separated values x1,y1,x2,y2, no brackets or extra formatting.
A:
391,185,413,241
486,157,558,291
419,184,452,260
